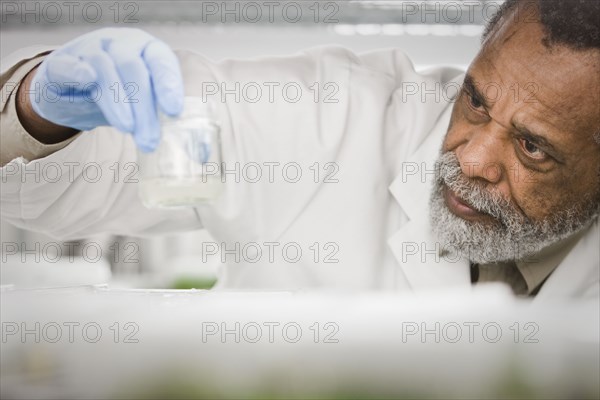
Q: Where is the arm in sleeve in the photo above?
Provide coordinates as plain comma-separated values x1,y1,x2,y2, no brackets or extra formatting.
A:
1,46,359,241
1,45,439,243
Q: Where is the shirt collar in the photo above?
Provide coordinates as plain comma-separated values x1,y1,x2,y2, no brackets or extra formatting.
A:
516,227,590,295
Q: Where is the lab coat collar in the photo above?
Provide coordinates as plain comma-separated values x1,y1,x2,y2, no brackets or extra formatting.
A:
387,103,471,292
389,103,451,220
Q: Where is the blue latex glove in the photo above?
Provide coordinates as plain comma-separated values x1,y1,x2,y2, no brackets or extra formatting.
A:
29,28,184,152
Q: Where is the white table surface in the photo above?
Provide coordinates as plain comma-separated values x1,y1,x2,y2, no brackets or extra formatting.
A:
1,284,598,399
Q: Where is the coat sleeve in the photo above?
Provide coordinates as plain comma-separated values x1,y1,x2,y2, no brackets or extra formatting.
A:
0,44,451,243
0,47,84,166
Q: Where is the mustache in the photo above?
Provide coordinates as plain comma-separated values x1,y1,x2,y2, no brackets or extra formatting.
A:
435,152,527,227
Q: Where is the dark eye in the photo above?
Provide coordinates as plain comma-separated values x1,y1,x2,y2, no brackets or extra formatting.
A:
469,92,483,109
464,90,485,112
519,138,547,160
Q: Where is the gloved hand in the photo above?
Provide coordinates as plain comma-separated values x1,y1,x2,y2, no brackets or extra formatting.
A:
29,27,184,152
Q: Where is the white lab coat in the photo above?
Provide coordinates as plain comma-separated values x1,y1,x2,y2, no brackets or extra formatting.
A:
1,46,598,299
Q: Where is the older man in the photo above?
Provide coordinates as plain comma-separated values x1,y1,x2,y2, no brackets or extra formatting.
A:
1,0,598,297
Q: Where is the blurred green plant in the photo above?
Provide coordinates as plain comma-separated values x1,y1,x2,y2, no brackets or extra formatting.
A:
170,276,217,290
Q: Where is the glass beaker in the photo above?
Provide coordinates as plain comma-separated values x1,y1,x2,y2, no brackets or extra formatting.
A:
138,97,223,209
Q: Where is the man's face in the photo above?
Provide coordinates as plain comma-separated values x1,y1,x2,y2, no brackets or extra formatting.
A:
430,10,600,263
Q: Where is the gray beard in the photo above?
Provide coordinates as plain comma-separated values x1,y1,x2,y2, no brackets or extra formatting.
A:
429,152,599,264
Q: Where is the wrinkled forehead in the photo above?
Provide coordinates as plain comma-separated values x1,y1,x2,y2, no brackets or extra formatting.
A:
470,13,600,140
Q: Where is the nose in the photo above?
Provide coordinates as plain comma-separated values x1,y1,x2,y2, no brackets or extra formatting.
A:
454,125,505,184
